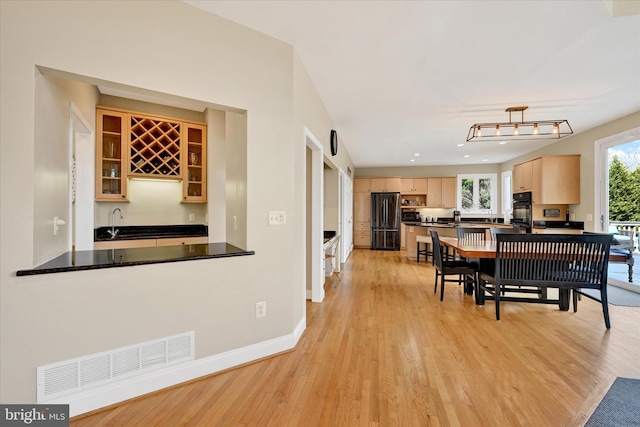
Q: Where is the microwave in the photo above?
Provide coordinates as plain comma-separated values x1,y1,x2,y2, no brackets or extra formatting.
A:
402,211,421,222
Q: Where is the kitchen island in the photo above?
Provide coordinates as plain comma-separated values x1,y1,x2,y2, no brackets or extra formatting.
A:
16,243,254,276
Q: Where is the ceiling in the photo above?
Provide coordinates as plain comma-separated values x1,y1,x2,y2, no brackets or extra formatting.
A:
184,1,640,167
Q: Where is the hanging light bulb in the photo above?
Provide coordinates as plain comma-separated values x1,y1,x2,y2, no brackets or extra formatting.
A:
514,124,519,135
495,125,500,135
533,123,539,134
553,122,559,134
477,126,482,136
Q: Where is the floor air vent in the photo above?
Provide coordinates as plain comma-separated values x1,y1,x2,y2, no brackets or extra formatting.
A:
37,331,194,402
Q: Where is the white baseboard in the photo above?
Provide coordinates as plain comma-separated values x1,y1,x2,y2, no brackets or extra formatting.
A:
54,316,307,417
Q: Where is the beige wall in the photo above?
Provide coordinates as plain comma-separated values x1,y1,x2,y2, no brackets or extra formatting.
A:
501,111,640,230
0,0,353,405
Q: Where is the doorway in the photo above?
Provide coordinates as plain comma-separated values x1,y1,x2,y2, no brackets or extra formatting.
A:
69,103,94,251
595,127,640,291
305,128,324,303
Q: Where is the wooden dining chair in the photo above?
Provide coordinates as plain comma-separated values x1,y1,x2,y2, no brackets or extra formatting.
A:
416,234,433,264
489,227,521,240
430,231,478,301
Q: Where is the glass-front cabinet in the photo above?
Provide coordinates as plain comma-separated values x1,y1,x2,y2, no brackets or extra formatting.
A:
96,109,128,201
182,124,207,203
95,107,207,203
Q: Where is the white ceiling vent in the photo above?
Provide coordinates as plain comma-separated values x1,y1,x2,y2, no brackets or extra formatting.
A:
37,332,194,402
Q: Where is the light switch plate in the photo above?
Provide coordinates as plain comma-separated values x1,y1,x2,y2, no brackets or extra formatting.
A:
268,211,286,225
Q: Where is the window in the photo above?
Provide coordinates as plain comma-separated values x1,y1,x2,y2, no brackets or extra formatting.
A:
457,174,497,214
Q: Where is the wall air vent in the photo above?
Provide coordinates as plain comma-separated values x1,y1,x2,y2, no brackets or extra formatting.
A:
37,331,194,402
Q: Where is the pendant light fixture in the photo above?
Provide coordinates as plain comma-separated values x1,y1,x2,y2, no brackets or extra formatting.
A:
466,106,573,142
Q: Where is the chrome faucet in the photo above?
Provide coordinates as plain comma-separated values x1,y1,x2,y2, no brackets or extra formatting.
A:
108,208,124,239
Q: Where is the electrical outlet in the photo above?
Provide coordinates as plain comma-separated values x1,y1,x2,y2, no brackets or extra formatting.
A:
587,213,593,221
189,213,195,222
256,301,267,318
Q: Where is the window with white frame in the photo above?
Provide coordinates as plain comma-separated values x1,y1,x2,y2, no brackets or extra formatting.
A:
457,174,497,214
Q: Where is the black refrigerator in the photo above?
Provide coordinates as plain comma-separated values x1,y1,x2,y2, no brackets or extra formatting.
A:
370,192,401,250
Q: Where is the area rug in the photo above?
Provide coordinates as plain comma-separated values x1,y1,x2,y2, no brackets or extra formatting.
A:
585,377,640,426
579,286,640,307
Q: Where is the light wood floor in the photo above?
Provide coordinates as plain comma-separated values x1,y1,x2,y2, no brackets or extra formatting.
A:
71,249,640,426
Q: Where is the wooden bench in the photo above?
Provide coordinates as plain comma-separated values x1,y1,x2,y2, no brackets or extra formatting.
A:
478,233,614,328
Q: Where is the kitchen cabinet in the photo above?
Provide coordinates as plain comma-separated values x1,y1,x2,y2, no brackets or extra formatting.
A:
354,190,371,248
96,110,129,201
353,221,370,248
95,107,207,203
182,123,207,203
370,177,401,192
513,155,580,204
426,177,456,208
401,178,428,194
94,236,208,250
513,161,533,192
354,178,371,193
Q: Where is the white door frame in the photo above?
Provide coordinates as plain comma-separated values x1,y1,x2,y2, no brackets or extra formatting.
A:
594,126,640,292
69,103,94,251
305,127,324,303
594,126,640,233
340,169,353,262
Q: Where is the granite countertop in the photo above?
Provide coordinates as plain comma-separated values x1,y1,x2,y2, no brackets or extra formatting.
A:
402,221,511,228
532,220,584,230
95,224,208,241
16,243,254,276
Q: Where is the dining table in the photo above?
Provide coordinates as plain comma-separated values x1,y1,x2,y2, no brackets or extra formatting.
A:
438,236,626,310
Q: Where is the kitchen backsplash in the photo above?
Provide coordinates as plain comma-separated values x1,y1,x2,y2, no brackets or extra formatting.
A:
94,179,207,227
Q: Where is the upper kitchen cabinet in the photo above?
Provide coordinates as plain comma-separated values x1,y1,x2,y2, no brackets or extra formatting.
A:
401,178,428,194
426,177,456,208
182,123,207,203
95,107,207,203
513,155,580,204
96,109,128,201
354,178,371,193
512,161,533,192
370,177,401,192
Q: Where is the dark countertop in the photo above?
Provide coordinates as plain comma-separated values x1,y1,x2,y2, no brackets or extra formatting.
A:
532,220,584,230
95,224,208,241
402,221,512,228
16,243,254,276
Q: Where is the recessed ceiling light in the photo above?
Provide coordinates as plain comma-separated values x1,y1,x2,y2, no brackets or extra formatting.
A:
482,159,488,162
457,143,465,147
464,155,470,158
410,159,415,162
414,153,420,156
499,141,507,145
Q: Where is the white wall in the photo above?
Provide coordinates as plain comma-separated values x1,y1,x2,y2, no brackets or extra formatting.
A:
0,0,353,408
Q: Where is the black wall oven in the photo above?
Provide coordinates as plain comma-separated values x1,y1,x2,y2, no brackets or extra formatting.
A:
512,192,532,232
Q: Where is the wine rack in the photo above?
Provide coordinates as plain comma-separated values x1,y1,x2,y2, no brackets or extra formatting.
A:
129,116,181,177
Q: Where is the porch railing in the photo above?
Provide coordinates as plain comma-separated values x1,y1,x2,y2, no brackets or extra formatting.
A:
610,221,639,253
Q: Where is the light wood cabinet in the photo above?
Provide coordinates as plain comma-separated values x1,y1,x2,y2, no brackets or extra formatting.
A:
370,177,401,192
353,221,370,248
96,107,207,203
156,236,208,246
401,178,428,194
96,110,129,201
182,123,207,203
513,155,580,204
94,236,207,250
513,161,533,193
354,192,371,222
354,178,371,193
353,180,372,248
427,177,456,208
